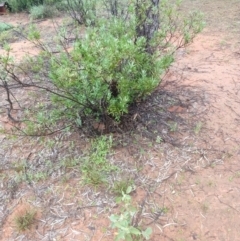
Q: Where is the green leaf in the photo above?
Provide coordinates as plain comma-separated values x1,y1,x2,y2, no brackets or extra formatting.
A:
142,227,152,240
125,234,133,241
126,186,132,194
129,226,141,235
109,214,118,224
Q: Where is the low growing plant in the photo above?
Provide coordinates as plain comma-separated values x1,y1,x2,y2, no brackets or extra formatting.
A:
110,186,152,241
112,178,134,196
0,22,13,32
14,209,36,232
81,135,117,186
0,30,14,46
194,121,203,135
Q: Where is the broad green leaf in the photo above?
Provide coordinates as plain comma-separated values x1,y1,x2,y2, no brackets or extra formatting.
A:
129,226,141,235
142,227,152,240
126,186,132,194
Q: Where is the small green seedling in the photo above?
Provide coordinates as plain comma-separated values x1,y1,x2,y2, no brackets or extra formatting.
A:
169,121,178,132
14,210,36,232
112,179,134,196
194,121,203,135
110,186,152,241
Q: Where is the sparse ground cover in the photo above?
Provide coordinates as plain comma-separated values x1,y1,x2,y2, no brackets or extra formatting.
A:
0,0,240,240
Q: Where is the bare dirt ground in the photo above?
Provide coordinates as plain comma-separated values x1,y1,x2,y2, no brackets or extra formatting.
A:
0,0,240,240
159,1,240,240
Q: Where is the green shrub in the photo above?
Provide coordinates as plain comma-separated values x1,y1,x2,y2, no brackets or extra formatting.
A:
30,4,58,19
55,0,69,11
0,1,204,133
0,30,13,45
0,23,14,47
49,19,170,122
0,22,13,32
30,5,45,19
8,0,44,12
44,0,59,4
8,0,64,14
66,0,97,26
47,1,203,125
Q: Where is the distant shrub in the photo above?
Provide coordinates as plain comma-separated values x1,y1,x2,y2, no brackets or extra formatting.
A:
8,0,44,12
0,23,14,46
0,22,13,32
66,0,97,26
8,0,62,12
55,0,68,12
44,0,59,4
29,5,45,19
30,4,58,19
0,30,14,46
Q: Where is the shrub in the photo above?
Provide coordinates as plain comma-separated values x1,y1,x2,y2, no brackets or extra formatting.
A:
0,30,13,46
47,1,203,128
0,23,14,47
0,22,13,32
44,0,59,4
30,5,45,19
8,0,44,12
66,0,97,26
54,0,69,11
8,0,62,12
0,1,204,133
30,4,58,19
49,19,169,122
